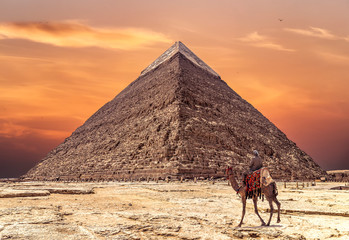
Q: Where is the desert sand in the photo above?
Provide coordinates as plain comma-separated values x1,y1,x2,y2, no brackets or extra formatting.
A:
0,180,348,239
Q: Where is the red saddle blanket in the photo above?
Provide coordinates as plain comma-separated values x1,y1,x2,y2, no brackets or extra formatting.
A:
244,169,262,199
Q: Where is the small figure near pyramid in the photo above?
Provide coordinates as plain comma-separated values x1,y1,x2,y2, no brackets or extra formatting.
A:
227,150,281,228
226,166,281,227
242,149,263,182
250,150,263,172
23,41,326,182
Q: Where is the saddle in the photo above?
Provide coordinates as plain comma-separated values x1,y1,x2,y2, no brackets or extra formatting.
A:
244,167,275,199
260,167,275,187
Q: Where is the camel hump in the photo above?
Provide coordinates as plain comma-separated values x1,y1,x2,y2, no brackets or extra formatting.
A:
260,167,275,186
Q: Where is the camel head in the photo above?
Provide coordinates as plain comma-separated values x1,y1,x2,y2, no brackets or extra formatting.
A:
226,166,234,179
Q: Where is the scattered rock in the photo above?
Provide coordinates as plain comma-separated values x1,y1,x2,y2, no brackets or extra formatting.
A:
46,187,94,194
282,233,306,240
248,232,260,237
330,186,349,190
232,231,244,238
0,190,50,198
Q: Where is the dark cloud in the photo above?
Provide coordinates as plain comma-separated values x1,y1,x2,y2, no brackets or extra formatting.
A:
307,136,349,171
12,115,83,132
0,21,171,49
0,133,63,178
9,21,90,35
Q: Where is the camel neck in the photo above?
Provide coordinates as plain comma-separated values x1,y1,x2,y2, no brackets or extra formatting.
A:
228,175,241,192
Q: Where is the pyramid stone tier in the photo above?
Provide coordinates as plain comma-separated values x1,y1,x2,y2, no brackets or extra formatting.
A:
24,42,326,181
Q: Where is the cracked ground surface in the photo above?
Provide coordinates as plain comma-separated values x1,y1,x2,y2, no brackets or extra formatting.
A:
0,181,348,239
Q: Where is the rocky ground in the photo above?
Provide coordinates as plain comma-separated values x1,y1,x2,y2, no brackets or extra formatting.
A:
0,181,348,239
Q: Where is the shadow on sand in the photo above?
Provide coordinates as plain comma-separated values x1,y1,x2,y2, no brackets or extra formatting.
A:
234,224,283,230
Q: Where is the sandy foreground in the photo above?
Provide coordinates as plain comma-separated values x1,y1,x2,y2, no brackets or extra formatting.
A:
0,181,348,240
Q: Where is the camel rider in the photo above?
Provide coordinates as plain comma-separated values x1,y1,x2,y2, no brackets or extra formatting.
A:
249,150,263,173
242,150,263,182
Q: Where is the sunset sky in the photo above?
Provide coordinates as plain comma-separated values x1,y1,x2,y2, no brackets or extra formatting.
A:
1,0,348,177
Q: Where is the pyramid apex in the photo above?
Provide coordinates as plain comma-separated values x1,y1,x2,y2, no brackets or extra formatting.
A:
140,41,220,78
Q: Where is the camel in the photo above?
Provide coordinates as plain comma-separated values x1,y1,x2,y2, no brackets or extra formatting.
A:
226,167,281,227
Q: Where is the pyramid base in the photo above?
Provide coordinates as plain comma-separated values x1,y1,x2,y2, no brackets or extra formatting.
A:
23,167,227,182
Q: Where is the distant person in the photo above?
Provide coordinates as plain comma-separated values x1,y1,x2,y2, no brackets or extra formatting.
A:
242,150,263,182
249,150,263,172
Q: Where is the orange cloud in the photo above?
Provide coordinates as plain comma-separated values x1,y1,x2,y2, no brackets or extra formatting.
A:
238,32,295,52
315,51,349,65
285,27,347,41
0,116,80,139
0,21,172,50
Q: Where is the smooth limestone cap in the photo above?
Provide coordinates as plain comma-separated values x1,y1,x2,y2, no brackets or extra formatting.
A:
140,41,220,78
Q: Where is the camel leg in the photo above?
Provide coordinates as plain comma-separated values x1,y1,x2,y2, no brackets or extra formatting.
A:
273,197,281,223
253,196,266,226
238,196,246,227
266,198,274,226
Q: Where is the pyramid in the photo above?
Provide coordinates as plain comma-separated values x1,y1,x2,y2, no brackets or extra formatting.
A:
24,41,326,181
